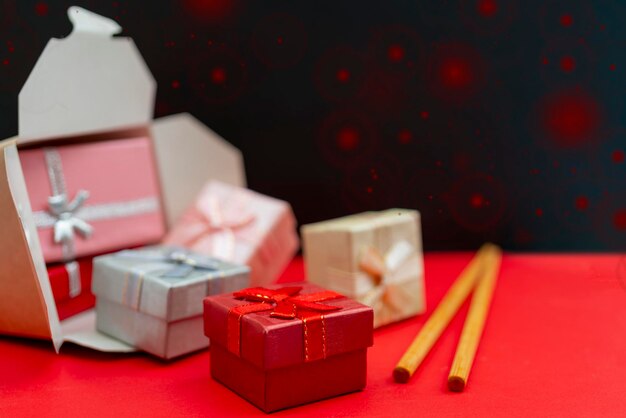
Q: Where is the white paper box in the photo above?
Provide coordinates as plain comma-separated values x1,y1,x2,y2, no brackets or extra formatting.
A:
0,6,246,352
301,209,426,328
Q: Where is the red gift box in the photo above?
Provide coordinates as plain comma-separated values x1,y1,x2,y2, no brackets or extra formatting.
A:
47,258,95,321
203,283,373,412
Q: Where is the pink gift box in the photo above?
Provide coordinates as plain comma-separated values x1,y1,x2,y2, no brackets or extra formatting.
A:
20,136,166,263
163,181,298,285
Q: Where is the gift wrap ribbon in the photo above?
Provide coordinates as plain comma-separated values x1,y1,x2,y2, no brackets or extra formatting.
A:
115,249,222,311
328,240,422,327
32,148,161,261
226,286,344,362
166,190,280,270
64,260,82,298
175,192,255,260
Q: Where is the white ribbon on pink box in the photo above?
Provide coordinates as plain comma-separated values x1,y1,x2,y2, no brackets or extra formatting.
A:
163,180,299,286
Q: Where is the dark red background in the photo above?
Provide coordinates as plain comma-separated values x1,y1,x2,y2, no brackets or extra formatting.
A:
1,0,626,250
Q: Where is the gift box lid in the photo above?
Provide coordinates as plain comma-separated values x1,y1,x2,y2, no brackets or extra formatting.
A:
93,247,250,322
302,208,419,234
150,114,246,228
18,7,156,143
192,180,295,237
204,283,373,371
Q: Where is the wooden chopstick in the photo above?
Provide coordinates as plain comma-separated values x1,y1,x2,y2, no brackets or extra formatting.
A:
392,243,499,383
448,245,501,392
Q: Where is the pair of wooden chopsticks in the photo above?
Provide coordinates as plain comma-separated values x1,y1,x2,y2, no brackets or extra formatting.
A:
392,243,502,391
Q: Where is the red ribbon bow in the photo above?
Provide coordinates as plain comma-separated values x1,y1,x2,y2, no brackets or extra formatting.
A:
227,286,344,362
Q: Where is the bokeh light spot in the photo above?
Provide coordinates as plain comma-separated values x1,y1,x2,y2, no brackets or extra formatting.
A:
612,150,625,163
535,208,544,217
337,127,360,151
470,193,485,208
387,44,405,63
440,58,474,89
210,67,227,84
613,210,626,230
575,196,589,211
560,14,573,27
430,43,485,102
397,129,412,144
610,64,616,71
171,80,180,89
559,55,576,73
336,68,351,83
477,0,498,17
35,2,49,16
540,90,602,147
441,59,473,88
182,0,234,21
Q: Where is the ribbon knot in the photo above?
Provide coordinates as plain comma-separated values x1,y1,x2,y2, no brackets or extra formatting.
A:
227,286,344,362
48,190,93,244
167,250,207,268
357,240,422,327
117,248,223,311
116,248,220,279
172,194,256,261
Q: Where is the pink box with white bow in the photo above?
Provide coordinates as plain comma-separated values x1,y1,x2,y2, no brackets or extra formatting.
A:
19,136,166,263
163,180,298,285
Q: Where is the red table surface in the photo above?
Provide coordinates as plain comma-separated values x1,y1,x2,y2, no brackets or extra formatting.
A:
2,253,626,417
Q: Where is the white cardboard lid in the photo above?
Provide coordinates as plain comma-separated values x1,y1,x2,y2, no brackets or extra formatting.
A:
151,113,246,227
18,7,156,143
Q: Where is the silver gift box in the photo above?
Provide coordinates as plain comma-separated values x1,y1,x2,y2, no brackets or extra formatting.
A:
92,246,250,359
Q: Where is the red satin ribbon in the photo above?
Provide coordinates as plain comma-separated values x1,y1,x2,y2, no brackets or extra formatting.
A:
226,286,344,362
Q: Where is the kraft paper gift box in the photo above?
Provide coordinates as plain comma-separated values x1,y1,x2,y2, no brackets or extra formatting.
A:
0,7,248,353
301,209,426,328
93,246,250,359
48,258,95,321
20,136,165,263
163,180,299,286
203,283,374,412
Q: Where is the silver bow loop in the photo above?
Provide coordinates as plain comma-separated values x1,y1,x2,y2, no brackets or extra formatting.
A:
48,190,93,244
116,248,220,278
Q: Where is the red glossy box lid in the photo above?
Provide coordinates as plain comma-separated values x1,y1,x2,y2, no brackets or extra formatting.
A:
204,283,373,371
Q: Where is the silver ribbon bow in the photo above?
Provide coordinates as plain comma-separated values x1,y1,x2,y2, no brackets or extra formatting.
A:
116,248,220,278
48,190,94,245
116,248,224,311
34,148,161,261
